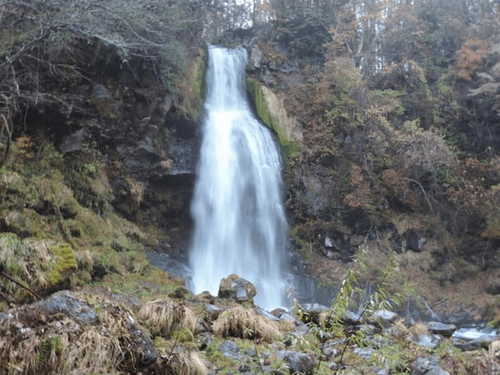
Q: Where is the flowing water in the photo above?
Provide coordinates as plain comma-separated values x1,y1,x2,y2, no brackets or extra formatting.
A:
189,46,288,309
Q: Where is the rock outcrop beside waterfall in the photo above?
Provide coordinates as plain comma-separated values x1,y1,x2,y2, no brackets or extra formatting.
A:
241,19,500,324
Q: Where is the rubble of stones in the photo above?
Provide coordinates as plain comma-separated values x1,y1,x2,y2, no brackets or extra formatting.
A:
0,275,498,374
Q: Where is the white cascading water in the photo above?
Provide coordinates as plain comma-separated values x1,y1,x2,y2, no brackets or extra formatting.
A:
189,46,288,309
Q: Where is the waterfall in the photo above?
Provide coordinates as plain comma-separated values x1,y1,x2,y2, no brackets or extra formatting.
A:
189,46,288,309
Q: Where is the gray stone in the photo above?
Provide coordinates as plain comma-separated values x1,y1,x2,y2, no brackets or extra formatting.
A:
415,334,442,349
292,323,310,336
452,327,498,341
322,341,340,358
218,274,257,303
34,291,97,325
0,312,12,321
219,340,241,360
249,45,263,69
205,304,223,320
277,350,316,374
411,357,449,375
427,322,457,337
344,310,362,324
256,306,280,321
371,310,399,324
280,313,298,324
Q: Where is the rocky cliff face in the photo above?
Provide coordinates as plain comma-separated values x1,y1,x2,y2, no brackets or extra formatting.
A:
0,1,206,308
242,19,500,322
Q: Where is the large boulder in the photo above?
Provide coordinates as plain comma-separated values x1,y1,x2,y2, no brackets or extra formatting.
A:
218,274,257,303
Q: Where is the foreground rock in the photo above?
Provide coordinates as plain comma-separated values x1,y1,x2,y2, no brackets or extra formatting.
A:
277,350,316,374
0,291,157,373
218,274,257,303
411,357,450,375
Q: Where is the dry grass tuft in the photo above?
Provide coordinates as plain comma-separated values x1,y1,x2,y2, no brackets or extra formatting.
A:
138,299,198,337
409,322,429,336
163,351,209,375
213,306,282,343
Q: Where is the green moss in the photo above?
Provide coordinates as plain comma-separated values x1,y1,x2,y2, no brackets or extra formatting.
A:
94,266,183,301
246,78,300,158
47,244,78,286
172,327,194,343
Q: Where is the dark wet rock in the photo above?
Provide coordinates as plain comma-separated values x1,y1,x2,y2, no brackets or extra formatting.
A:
277,350,316,374
60,128,86,153
33,290,97,325
91,84,119,118
404,229,427,252
427,322,457,337
219,340,241,360
167,135,198,176
218,274,257,303
411,357,449,375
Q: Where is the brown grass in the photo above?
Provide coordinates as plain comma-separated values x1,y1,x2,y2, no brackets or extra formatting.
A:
213,306,282,343
163,351,209,375
138,299,198,337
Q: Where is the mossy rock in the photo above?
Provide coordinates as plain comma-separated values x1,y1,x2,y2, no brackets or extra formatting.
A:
47,244,78,286
246,78,301,158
